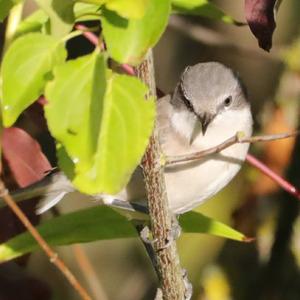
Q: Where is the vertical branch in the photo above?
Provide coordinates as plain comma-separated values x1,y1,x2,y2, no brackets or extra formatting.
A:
135,51,186,299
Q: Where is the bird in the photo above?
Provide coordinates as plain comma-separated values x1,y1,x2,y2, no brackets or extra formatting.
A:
6,62,253,215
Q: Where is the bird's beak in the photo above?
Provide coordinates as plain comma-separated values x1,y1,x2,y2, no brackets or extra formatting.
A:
189,113,214,145
198,113,213,136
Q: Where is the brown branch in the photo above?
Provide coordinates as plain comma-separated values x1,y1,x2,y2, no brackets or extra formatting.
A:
166,131,299,166
0,179,92,300
136,51,187,299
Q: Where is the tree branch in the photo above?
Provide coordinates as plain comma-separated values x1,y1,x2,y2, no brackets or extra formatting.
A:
0,179,92,300
135,51,187,299
166,131,299,166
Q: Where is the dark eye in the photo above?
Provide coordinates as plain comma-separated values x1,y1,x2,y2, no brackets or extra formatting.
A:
224,96,232,107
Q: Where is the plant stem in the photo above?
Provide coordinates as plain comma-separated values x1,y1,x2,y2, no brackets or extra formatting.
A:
136,51,187,299
0,179,92,300
2,2,23,54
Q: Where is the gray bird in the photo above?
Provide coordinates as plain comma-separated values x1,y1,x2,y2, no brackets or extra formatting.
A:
4,62,253,215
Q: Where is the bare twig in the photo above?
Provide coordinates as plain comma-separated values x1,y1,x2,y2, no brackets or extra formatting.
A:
246,154,300,200
72,245,109,300
0,179,92,300
166,131,299,166
136,51,187,299
74,24,99,46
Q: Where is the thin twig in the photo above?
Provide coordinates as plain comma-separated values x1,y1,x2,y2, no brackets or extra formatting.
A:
166,131,299,166
0,179,92,300
75,24,99,47
246,154,300,200
72,245,109,300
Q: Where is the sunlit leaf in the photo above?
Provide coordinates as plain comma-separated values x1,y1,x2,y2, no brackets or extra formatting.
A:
172,0,238,25
45,52,155,194
1,33,67,127
76,0,149,19
0,206,249,262
74,3,101,21
14,9,49,38
101,0,170,65
0,0,21,22
34,0,74,37
180,211,248,242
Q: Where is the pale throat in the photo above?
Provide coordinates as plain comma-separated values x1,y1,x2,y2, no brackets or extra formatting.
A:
170,105,252,148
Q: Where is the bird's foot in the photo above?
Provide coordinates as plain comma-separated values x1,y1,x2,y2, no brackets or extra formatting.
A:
182,269,193,300
139,225,158,245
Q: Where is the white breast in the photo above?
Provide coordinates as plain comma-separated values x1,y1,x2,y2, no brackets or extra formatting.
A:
162,106,252,214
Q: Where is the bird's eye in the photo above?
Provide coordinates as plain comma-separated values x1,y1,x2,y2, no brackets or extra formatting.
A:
224,96,232,107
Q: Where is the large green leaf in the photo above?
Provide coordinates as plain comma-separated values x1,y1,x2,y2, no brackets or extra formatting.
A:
0,0,21,22
45,52,155,194
172,0,238,25
0,206,249,263
34,0,74,37
1,33,67,127
0,206,138,262
77,0,149,19
101,0,170,65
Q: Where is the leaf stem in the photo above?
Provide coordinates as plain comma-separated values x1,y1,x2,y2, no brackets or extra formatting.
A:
2,2,23,55
0,179,92,300
61,30,85,43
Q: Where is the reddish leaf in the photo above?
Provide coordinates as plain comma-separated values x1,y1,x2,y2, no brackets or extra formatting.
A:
2,127,52,188
245,0,277,51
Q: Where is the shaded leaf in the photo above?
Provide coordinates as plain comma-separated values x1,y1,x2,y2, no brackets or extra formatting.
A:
0,206,138,262
172,0,239,25
34,0,74,37
1,33,67,127
0,206,249,262
101,0,170,65
45,52,155,194
245,0,277,51
180,211,248,242
2,127,52,187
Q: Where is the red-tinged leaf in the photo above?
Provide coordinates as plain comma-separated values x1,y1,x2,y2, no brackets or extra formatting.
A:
245,0,277,51
2,127,51,188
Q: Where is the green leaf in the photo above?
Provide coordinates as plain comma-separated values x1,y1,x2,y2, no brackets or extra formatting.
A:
104,0,149,19
0,206,249,262
14,9,49,38
0,206,138,263
180,211,248,241
101,0,171,65
34,0,74,37
0,0,21,22
45,52,155,194
1,33,67,127
74,3,101,21
76,0,149,19
172,0,238,25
